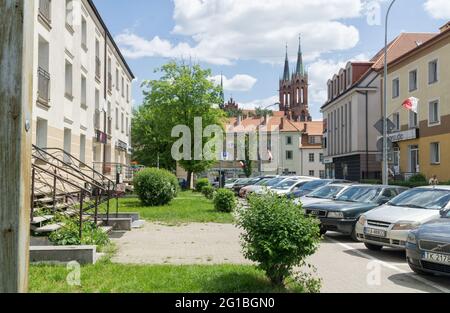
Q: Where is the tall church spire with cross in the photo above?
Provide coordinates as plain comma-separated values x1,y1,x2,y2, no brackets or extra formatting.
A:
279,36,311,122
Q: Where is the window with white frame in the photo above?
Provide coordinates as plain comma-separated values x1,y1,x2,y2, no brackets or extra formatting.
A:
65,60,73,98
428,59,438,84
81,75,87,107
392,78,400,98
286,136,292,145
429,100,440,125
309,153,315,163
308,136,316,144
115,107,119,130
65,0,73,28
81,17,87,50
430,142,440,164
392,112,400,131
309,170,315,177
286,151,293,160
409,70,417,91
409,111,418,128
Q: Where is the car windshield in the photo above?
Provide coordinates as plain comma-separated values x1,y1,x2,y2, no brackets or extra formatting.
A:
336,186,381,203
308,185,345,199
266,178,285,187
273,180,299,190
255,179,271,186
247,178,261,185
301,180,331,192
225,179,237,184
388,189,450,210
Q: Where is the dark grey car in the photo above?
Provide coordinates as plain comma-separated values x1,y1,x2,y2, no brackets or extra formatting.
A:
406,209,450,277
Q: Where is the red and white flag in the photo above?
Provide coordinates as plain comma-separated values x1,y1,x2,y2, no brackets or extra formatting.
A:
402,97,419,113
267,150,273,161
239,161,245,168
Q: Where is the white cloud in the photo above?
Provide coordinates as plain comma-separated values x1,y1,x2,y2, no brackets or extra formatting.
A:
240,96,280,110
116,0,366,65
424,0,450,19
210,74,257,91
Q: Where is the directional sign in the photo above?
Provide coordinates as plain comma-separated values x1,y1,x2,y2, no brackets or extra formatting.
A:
374,118,396,135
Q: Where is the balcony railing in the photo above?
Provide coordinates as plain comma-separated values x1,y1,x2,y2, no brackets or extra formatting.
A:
95,57,101,80
37,67,50,105
39,0,51,24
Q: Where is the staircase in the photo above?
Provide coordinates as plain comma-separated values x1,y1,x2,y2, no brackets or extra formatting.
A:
31,145,119,238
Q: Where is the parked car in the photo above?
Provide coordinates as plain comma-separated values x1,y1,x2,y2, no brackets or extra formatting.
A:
287,179,352,199
224,178,240,189
406,208,450,277
233,176,276,195
356,186,450,251
270,178,317,196
305,185,408,240
293,183,354,207
239,177,279,198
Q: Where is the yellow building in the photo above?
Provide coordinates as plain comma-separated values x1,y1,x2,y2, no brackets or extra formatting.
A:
384,22,450,182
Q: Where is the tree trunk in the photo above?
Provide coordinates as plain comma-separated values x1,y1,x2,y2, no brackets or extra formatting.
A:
187,171,193,190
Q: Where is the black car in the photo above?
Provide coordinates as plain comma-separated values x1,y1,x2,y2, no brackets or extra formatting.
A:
304,185,408,240
406,208,450,277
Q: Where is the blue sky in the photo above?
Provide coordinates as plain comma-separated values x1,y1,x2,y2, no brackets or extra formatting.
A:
93,0,449,119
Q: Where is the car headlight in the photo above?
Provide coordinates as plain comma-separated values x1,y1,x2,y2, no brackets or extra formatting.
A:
407,232,417,245
358,215,367,226
327,211,344,219
392,221,420,231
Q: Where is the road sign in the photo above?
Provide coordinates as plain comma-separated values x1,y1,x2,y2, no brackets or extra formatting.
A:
374,118,396,135
376,137,393,153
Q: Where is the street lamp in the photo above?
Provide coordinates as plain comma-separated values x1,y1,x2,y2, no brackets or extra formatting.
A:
382,0,397,185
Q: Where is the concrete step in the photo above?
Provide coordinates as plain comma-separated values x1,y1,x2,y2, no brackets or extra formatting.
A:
99,226,113,234
33,223,65,234
34,196,64,204
131,220,145,229
31,215,54,225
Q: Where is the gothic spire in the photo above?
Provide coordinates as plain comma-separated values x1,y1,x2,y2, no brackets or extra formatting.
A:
282,44,290,81
219,72,225,109
295,35,305,76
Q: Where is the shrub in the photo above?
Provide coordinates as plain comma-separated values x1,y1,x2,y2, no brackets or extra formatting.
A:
202,185,215,200
409,173,427,183
237,193,321,287
195,178,211,193
213,189,237,213
133,168,179,206
49,217,109,248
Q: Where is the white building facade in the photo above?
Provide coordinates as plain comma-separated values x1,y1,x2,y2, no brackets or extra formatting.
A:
32,0,134,175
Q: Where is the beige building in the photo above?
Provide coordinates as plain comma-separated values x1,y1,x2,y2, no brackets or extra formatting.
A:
32,0,134,176
384,22,450,181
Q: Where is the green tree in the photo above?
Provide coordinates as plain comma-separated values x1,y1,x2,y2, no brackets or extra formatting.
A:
136,61,225,188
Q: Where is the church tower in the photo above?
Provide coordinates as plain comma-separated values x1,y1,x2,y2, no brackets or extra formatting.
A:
279,36,311,121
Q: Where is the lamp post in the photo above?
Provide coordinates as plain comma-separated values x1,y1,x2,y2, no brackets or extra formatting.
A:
382,0,397,185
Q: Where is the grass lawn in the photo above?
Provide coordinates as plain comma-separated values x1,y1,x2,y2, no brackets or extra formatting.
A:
103,191,234,224
29,262,305,293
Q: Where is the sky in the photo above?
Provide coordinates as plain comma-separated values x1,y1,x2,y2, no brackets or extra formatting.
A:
92,0,450,120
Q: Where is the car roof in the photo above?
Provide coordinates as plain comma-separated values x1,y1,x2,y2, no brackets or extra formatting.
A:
327,183,354,188
416,185,450,191
352,184,406,189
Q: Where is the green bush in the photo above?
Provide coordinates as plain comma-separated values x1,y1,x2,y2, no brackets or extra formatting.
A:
49,217,109,248
213,189,237,213
409,173,427,183
133,168,179,206
195,178,211,193
201,185,215,200
237,193,321,287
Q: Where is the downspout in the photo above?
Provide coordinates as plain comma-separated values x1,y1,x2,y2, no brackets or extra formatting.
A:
102,30,108,174
365,91,369,179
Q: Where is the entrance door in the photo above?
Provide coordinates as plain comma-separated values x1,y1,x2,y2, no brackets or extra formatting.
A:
408,145,419,173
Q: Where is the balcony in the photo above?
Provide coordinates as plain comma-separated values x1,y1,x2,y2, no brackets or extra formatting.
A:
37,67,50,107
38,0,51,25
95,57,101,81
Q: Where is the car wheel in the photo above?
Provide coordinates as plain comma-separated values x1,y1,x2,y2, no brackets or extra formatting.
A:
350,228,358,242
364,243,383,251
319,227,327,236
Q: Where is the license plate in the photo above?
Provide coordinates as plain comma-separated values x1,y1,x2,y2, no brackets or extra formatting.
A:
423,252,450,265
364,227,387,238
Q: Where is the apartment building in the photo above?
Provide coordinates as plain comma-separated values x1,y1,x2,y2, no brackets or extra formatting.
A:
385,22,450,181
33,0,134,176
321,32,435,181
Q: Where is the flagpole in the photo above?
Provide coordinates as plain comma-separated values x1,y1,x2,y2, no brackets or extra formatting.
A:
383,0,397,185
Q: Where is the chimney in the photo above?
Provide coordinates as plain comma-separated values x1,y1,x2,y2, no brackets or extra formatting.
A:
304,123,308,133
440,22,450,33
280,117,285,130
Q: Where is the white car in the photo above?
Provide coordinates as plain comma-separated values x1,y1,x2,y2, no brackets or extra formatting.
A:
294,184,353,207
356,186,450,251
270,178,317,196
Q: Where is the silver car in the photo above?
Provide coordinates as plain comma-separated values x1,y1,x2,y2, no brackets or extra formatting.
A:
294,183,353,207
356,186,450,251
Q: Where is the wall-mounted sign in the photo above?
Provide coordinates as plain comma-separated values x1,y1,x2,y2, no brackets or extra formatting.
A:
116,140,128,151
323,157,333,164
388,128,419,143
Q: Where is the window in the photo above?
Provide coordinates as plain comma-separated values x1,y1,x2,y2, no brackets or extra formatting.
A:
286,151,293,160
392,112,400,131
392,78,399,98
65,0,73,28
121,112,124,133
81,17,87,50
65,60,73,98
116,68,119,90
79,134,86,163
319,170,326,179
429,60,438,84
430,142,440,164
409,111,418,128
39,0,52,24
429,100,440,125
115,107,119,130
126,117,129,136
121,77,125,97
126,84,130,103
409,70,417,91
36,118,48,149
81,75,87,108
94,89,100,129
95,40,101,80
309,170,315,177
320,153,324,163
286,136,292,145
63,128,72,163
309,153,315,163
